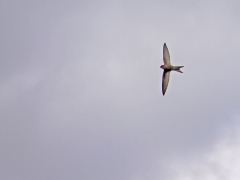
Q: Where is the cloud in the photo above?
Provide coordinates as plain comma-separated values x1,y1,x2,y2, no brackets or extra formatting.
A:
1,0,240,180
168,115,240,180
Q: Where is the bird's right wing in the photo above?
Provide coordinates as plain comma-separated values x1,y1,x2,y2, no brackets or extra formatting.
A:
163,43,171,65
162,70,170,95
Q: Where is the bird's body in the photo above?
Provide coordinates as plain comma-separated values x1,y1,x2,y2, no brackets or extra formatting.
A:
160,64,184,72
160,43,184,95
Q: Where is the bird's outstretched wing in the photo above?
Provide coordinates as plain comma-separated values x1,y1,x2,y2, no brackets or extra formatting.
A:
162,70,171,95
163,43,171,65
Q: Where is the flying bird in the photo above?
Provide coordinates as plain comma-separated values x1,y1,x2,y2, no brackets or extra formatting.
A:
160,43,184,95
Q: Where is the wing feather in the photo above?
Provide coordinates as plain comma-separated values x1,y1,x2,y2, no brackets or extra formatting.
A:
162,70,171,95
163,43,171,65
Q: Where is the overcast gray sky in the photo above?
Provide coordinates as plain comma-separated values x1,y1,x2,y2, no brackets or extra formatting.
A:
1,0,240,179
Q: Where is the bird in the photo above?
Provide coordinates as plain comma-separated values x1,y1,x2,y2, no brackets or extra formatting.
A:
160,43,184,96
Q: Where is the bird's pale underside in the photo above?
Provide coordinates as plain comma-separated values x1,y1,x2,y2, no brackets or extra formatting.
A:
160,43,184,96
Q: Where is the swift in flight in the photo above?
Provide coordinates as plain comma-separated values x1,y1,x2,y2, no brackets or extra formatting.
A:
160,43,184,95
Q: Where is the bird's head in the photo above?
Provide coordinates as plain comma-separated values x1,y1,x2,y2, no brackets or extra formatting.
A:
160,65,164,69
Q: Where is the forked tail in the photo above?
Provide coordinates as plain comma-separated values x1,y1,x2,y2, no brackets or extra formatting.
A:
174,66,184,73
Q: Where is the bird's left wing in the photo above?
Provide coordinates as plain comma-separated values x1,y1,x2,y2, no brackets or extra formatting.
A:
163,43,171,65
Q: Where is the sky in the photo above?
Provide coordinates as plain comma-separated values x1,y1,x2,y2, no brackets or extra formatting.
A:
1,0,240,179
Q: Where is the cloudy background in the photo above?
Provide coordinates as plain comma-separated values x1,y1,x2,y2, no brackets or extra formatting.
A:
1,0,240,179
